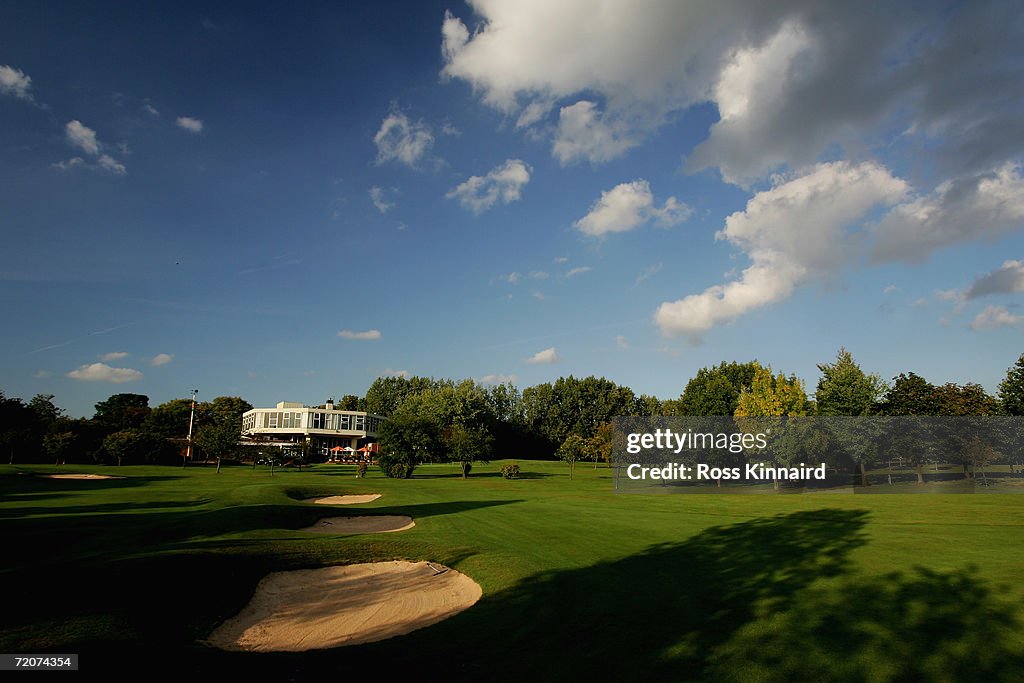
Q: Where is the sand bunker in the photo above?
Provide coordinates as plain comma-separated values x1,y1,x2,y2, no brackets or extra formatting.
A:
206,560,481,651
305,494,382,505
299,515,414,534
39,474,123,480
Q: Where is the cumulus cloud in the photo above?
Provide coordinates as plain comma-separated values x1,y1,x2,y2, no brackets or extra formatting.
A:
971,305,1024,330
100,351,129,361
553,101,637,165
374,111,434,167
176,116,204,133
872,164,1024,262
382,368,409,378
575,180,690,237
66,120,100,155
442,2,1024,182
369,186,395,214
964,260,1024,300
58,121,126,174
446,159,531,213
150,353,173,366
97,154,126,175
0,65,33,100
655,161,907,337
67,362,144,383
505,272,521,285
338,329,382,340
525,347,560,364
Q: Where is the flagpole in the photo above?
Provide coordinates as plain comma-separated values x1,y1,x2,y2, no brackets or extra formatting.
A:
184,389,198,467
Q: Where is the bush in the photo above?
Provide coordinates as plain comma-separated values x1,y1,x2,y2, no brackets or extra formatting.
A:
501,463,520,480
356,462,368,478
378,453,416,479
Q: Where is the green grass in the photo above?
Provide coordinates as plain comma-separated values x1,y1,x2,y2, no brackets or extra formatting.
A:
2,460,1023,681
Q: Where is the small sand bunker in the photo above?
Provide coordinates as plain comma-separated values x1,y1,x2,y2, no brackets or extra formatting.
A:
305,494,382,505
206,560,481,651
299,515,414,534
39,474,123,480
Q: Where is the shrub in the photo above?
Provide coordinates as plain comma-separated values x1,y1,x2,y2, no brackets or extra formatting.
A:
501,463,520,480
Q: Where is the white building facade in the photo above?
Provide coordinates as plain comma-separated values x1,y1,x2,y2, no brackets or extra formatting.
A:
241,400,384,457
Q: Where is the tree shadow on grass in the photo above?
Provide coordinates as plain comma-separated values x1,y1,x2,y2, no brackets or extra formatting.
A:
280,507,1022,682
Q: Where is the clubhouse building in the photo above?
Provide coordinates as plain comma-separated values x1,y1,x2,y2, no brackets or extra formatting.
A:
241,400,384,459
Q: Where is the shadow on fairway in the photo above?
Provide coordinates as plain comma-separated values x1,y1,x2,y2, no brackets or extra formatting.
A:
261,507,1022,682
16,508,1024,682
0,498,212,520
0,473,185,497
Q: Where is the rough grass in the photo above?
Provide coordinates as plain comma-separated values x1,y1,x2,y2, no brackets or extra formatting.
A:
2,460,1022,681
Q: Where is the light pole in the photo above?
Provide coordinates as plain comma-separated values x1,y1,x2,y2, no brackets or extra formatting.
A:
184,389,198,467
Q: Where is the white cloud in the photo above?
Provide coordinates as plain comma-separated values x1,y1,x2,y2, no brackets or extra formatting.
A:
143,103,159,116
971,305,1024,330
100,351,129,361
553,101,637,165
382,368,409,378
150,353,174,366
478,373,518,385
553,256,568,264
441,122,461,137
965,260,1024,300
442,3,1024,183
176,116,204,133
883,284,899,295
655,161,907,337
0,65,33,101
529,271,548,280
369,186,395,214
338,329,382,340
67,362,144,383
525,347,560,364
97,154,126,175
531,291,545,300
66,120,100,155
636,262,663,284
872,164,1024,262
565,266,591,278
574,180,690,237
505,272,521,285
374,111,433,167
616,335,628,349
53,157,85,171
60,121,127,174
446,159,531,214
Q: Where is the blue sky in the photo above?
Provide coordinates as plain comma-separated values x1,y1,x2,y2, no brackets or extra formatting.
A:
2,1,1023,417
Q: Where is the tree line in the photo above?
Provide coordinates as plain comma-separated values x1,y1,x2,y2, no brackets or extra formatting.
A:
0,392,252,466
3,348,1024,475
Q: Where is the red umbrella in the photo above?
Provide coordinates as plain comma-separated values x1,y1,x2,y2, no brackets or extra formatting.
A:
330,446,344,452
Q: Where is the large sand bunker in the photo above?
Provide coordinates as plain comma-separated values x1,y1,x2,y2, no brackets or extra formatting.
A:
39,474,123,480
305,494,382,505
206,560,481,651
299,515,414,534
